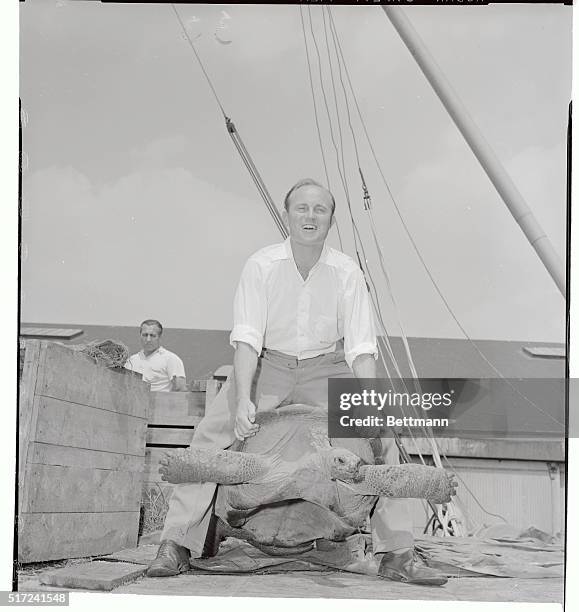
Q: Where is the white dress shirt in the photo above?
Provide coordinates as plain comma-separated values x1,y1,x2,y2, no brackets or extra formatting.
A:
230,239,377,369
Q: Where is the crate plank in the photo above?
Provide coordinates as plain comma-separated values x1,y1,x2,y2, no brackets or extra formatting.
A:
33,396,147,456
37,341,149,418
29,443,144,472
150,391,205,414
18,341,44,516
148,410,202,427
24,464,143,513
146,428,194,446
18,512,140,563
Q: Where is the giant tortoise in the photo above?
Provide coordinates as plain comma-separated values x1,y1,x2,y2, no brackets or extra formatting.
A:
160,404,456,556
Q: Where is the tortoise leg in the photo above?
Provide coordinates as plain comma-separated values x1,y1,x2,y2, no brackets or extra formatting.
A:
159,447,270,485
356,463,458,503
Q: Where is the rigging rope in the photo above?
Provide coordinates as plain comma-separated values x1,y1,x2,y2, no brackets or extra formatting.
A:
306,7,360,255
325,7,560,529
171,4,227,118
299,6,344,252
299,7,331,192
306,7,453,532
324,7,474,533
326,7,563,429
309,7,434,454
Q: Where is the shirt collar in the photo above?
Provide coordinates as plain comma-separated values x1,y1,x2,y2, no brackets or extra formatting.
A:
283,237,329,266
139,346,164,358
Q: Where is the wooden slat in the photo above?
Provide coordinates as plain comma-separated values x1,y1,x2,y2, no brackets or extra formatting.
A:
33,396,147,456
18,340,44,516
148,411,202,427
18,512,140,563
146,428,194,446
150,391,205,414
37,341,149,418
20,327,83,339
29,443,144,472
148,391,205,427
24,464,143,513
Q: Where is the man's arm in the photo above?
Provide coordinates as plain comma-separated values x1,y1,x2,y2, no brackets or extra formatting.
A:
171,376,188,392
166,354,187,391
233,341,260,440
342,267,379,371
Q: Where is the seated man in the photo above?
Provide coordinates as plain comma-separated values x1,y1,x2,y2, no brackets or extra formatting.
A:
125,319,187,392
147,179,447,585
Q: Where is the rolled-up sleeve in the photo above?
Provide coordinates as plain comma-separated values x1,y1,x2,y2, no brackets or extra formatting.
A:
342,267,378,369
229,258,267,355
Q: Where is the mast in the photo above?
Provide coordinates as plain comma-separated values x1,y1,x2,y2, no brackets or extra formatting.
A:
382,6,566,299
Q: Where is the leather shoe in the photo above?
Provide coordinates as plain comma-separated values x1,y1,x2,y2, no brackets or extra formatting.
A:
146,540,191,577
377,548,448,586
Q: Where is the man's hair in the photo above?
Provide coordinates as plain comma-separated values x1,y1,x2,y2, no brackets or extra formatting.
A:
283,178,336,214
140,319,163,335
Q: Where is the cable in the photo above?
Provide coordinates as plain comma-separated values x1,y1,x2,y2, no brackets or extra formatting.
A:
299,6,344,252
317,9,446,488
170,4,227,118
322,10,466,533
299,7,331,191
322,9,348,192
327,8,563,429
316,7,435,452
307,6,359,254
327,9,422,383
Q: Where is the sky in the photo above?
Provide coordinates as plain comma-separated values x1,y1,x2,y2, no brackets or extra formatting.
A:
19,1,571,342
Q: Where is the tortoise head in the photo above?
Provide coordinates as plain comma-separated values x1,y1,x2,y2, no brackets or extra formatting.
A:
325,448,365,483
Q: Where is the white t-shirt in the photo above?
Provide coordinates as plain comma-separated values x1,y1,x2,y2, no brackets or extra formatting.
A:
229,238,377,369
124,346,186,392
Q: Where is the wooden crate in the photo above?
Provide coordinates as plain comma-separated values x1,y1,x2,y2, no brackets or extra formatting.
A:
18,340,150,563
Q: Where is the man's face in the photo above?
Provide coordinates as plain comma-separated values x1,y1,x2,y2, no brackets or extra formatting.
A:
140,324,161,355
283,184,334,247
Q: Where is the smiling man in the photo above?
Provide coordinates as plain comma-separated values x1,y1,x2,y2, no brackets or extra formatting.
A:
147,179,447,586
124,319,187,392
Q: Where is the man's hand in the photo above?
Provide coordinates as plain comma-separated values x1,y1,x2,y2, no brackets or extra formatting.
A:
234,397,260,441
171,376,188,392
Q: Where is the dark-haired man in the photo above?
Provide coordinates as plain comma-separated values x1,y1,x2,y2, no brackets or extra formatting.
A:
147,180,448,586
125,319,187,392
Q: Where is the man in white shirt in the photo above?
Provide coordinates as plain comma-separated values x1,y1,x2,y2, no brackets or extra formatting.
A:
147,180,447,585
125,320,187,392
